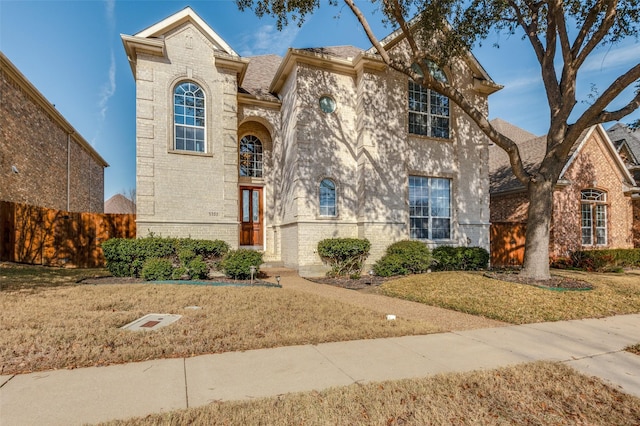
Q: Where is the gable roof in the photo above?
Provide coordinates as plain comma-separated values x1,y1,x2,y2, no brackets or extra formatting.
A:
490,118,538,143
104,194,136,214
135,7,238,56
489,121,635,194
367,15,502,95
607,122,640,165
240,55,282,102
121,7,246,77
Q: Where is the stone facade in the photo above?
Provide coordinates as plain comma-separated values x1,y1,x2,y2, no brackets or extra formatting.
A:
122,7,497,276
490,125,635,258
0,53,107,213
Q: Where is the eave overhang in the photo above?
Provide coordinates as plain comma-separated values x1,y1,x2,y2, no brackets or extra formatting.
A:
121,35,166,76
213,52,249,86
238,93,281,110
269,48,386,94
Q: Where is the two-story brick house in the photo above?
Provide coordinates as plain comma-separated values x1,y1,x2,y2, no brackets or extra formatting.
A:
122,7,500,275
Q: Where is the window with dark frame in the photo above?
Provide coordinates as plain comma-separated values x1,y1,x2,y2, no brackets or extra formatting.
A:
239,135,263,178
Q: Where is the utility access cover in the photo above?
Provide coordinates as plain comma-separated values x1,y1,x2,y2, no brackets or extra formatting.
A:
121,314,182,332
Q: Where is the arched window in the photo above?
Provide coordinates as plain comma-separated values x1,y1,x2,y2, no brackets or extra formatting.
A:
581,189,607,246
174,82,205,152
319,178,336,216
408,60,450,139
239,135,263,177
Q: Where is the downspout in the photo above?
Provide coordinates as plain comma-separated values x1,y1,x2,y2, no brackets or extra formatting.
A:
67,132,72,211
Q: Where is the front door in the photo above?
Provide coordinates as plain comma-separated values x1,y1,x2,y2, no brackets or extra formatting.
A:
239,186,263,246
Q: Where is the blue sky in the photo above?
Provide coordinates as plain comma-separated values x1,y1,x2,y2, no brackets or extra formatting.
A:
1,0,639,200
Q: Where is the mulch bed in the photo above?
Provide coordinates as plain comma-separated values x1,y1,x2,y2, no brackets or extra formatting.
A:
305,275,394,290
484,271,594,290
79,276,276,287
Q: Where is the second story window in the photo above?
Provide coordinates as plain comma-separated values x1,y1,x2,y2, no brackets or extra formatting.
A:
174,82,205,152
408,60,450,139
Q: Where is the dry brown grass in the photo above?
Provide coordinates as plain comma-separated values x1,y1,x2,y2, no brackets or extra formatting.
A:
100,361,640,425
0,262,110,291
379,270,640,324
0,282,438,375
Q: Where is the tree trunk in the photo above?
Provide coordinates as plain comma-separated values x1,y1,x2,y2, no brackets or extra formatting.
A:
521,179,555,280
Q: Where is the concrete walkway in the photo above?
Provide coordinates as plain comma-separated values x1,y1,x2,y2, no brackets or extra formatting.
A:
2,313,639,425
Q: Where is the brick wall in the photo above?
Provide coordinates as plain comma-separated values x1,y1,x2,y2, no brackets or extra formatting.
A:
489,127,634,259
0,57,105,212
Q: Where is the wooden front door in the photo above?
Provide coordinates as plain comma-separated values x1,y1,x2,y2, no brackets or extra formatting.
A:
240,186,263,246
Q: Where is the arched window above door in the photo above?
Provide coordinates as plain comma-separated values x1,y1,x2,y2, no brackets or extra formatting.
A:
239,135,263,177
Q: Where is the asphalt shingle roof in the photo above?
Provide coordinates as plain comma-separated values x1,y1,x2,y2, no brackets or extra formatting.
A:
240,54,282,102
607,122,640,165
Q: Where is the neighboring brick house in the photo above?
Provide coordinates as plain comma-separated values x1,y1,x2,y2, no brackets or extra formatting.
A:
607,122,640,247
490,120,638,265
121,7,500,275
0,52,108,213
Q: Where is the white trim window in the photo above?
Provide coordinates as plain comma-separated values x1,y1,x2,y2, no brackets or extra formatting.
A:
319,178,336,216
409,176,451,240
408,60,450,138
239,135,263,177
581,189,607,246
174,82,205,152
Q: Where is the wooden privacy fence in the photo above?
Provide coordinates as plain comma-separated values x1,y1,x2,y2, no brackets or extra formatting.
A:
0,201,136,268
490,222,526,267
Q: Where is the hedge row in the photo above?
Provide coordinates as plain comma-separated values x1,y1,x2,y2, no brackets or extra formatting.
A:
101,237,263,280
552,249,640,272
317,238,489,278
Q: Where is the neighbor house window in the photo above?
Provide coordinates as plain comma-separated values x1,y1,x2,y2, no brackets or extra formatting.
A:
408,60,450,138
174,82,205,152
319,178,336,216
409,176,451,239
581,189,607,246
239,135,263,177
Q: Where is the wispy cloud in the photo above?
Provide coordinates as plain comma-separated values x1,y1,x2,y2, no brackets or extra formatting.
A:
582,42,640,73
99,50,116,120
500,74,543,92
104,0,115,30
238,24,301,56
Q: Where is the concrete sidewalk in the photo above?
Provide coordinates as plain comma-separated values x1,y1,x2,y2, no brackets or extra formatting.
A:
1,314,639,425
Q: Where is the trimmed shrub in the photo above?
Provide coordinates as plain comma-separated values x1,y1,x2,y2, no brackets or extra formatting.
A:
172,266,188,280
101,236,230,278
220,249,263,279
317,238,371,277
568,249,640,272
373,240,431,277
187,255,209,279
432,246,490,271
141,258,174,281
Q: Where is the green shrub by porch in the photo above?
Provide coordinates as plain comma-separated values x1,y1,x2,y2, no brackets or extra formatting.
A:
568,249,640,271
374,240,431,277
220,249,263,279
141,258,174,281
101,236,229,278
317,238,371,277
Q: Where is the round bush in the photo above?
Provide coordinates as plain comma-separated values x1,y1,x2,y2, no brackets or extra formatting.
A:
317,238,371,277
141,258,174,281
373,240,431,277
188,255,209,279
220,250,263,280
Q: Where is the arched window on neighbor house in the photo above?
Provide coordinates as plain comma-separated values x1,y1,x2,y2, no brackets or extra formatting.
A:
581,189,607,246
239,135,263,177
174,81,205,152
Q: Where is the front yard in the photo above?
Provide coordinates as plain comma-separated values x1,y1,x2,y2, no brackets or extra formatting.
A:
379,269,640,324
